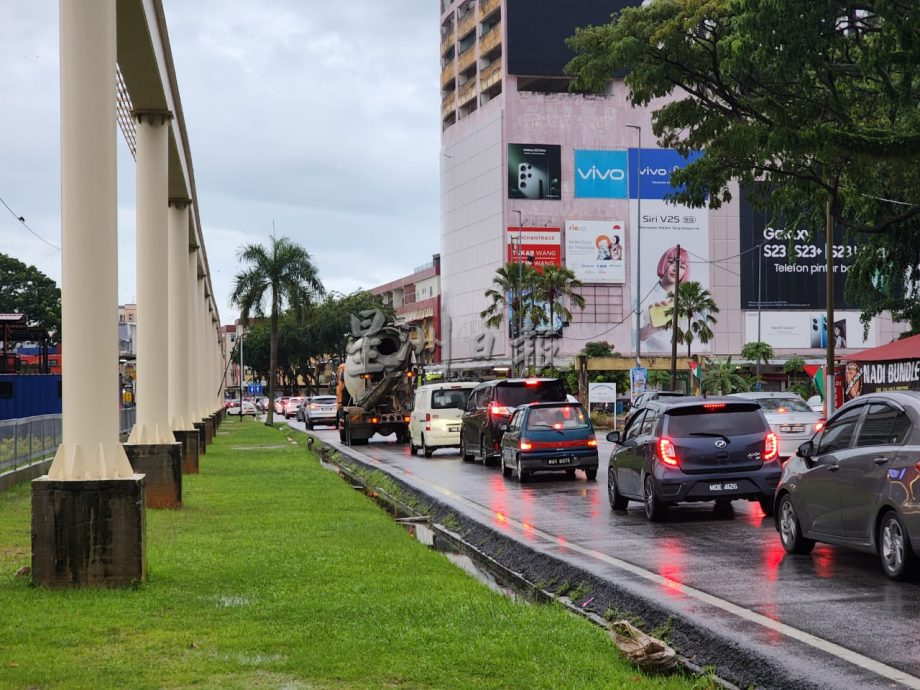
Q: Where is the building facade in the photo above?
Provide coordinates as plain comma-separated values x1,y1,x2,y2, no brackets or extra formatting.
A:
438,0,903,371
371,254,442,363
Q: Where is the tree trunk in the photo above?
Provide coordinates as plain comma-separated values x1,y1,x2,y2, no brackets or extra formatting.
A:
266,293,279,425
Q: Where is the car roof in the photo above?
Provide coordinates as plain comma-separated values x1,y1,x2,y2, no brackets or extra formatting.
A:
522,401,584,409
644,396,759,410
730,392,805,400
478,377,561,387
415,381,478,391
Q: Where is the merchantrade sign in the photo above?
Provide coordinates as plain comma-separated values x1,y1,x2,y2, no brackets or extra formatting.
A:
574,150,627,198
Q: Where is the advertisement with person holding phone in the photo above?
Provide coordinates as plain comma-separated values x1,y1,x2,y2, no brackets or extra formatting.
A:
639,245,689,352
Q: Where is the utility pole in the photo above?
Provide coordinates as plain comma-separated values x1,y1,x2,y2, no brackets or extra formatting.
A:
627,125,642,366
670,245,681,390
238,326,244,422
825,197,836,417
756,241,763,388
512,209,523,377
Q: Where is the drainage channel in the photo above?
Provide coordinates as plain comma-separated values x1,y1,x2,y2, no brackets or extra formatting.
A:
316,445,736,689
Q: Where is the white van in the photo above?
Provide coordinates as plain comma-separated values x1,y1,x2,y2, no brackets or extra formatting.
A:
409,382,478,457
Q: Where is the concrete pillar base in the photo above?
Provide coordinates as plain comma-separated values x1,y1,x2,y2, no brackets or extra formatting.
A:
32,475,147,588
124,443,183,509
193,421,207,454
204,416,215,444
173,429,200,474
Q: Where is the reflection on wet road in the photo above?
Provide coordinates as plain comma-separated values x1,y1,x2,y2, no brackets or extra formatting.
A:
304,424,920,689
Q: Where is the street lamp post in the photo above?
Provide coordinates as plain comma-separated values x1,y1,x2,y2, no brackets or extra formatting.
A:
627,125,642,366
512,209,523,377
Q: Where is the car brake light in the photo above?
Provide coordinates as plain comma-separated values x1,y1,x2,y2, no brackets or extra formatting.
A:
764,432,779,461
490,404,512,417
525,378,539,385
520,439,532,450
587,436,597,448
815,421,824,433
776,407,788,414
425,412,431,431
403,416,411,423
703,403,725,410
657,437,679,466
370,417,379,424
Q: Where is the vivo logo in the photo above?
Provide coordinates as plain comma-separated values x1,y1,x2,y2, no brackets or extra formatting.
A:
577,166,625,181
640,165,680,176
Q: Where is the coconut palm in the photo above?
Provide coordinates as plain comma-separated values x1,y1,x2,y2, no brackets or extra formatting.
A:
703,356,750,394
231,236,324,425
480,261,542,334
665,281,720,356
529,265,587,369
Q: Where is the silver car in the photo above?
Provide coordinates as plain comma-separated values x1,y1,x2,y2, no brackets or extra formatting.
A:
731,392,823,459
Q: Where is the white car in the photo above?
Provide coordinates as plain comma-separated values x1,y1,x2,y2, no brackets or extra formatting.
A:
730,392,824,459
303,395,337,429
228,400,257,416
409,382,478,457
284,397,305,419
806,395,824,413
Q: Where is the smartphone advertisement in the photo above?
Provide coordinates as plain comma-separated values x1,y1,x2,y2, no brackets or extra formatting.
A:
743,311,876,349
508,144,561,200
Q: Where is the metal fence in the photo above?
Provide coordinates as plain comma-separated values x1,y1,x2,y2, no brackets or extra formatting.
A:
0,409,137,475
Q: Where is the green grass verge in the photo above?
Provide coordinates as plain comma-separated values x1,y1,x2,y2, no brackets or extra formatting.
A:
0,419,699,689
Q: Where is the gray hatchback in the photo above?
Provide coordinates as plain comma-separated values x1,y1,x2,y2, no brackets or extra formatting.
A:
774,391,920,580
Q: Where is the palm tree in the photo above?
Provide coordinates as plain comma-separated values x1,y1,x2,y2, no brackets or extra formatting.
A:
532,265,586,369
480,261,542,334
231,236,324,425
741,340,775,388
703,356,749,394
665,281,719,356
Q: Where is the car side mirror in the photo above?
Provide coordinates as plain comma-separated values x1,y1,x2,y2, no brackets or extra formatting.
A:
796,440,814,459
497,422,508,432
606,431,621,444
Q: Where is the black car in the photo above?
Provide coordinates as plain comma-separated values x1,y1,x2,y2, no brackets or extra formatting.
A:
774,392,920,580
499,402,599,482
460,378,567,464
607,397,782,521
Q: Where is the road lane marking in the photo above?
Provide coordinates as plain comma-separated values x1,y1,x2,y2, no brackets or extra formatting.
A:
339,441,920,689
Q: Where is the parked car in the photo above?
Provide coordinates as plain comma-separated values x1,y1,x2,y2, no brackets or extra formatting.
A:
284,397,305,419
460,378,567,464
409,382,478,457
774,391,920,580
606,397,782,521
227,399,257,416
730,392,824,460
624,390,685,424
499,402,599,482
274,397,289,415
806,395,824,413
300,395,338,429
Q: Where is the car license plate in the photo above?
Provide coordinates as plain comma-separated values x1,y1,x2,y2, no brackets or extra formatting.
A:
780,425,805,433
448,425,460,433
547,457,573,466
709,482,739,492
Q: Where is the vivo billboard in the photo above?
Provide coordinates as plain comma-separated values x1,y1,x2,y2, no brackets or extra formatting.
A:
574,150,628,198
628,148,701,200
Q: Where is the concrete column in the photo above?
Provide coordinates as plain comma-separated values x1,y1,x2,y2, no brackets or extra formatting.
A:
48,0,133,480
128,112,175,445
168,202,191,430
197,279,208,417
188,250,201,418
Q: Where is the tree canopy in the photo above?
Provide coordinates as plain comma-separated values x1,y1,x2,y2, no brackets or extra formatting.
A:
567,0,920,331
0,253,61,341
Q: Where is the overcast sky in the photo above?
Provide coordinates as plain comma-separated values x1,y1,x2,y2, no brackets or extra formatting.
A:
1,0,441,323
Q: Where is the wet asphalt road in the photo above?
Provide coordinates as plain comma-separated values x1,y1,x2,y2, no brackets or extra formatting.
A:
295,420,920,689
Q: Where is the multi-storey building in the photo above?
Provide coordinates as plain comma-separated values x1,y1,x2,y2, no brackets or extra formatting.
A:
371,254,442,363
438,0,903,372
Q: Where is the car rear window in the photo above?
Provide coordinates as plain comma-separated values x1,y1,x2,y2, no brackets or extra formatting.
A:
525,404,589,430
494,381,566,407
665,404,766,437
312,396,335,404
432,389,468,409
756,398,811,413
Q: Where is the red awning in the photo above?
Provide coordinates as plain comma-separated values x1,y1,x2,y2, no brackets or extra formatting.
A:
846,333,920,362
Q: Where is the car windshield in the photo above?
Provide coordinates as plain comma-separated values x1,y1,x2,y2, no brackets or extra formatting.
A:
495,381,566,407
526,405,589,430
432,390,468,409
666,404,766,437
756,398,811,413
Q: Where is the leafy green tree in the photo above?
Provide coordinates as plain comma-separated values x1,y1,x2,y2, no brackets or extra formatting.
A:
0,253,61,342
582,341,614,358
741,341,774,366
566,1,920,331
532,265,587,334
481,261,544,338
231,236,324,425
703,357,750,395
664,281,719,356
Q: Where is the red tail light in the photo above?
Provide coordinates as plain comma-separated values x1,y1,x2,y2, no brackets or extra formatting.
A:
524,378,539,386
703,403,726,409
815,421,824,433
425,412,431,431
587,435,597,448
764,432,779,461
490,404,512,417
657,437,679,466
520,439,532,451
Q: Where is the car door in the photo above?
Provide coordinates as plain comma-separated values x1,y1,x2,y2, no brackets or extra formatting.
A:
502,410,523,465
463,387,484,449
800,405,864,538
410,389,424,443
614,409,647,497
840,402,912,541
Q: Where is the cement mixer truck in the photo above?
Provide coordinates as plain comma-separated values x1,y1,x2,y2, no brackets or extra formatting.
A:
336,322,417,445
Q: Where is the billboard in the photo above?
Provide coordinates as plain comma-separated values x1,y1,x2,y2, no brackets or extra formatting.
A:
628,148,702,200
507,227,561,267
739,185,856,310
629,199,710,354
841,360,920,403
574,150,628,198
564,220,626,284
743,311,877,350
508,144,561,200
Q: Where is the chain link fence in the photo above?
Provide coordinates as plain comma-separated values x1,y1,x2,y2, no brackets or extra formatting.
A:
0,409,137,476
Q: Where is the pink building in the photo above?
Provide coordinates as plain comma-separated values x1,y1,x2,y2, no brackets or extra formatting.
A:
371,255,442,363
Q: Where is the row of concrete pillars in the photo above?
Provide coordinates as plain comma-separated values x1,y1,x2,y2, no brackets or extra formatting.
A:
30,0,227,587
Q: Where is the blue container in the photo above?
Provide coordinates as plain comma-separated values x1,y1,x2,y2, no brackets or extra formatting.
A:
0,374,63,420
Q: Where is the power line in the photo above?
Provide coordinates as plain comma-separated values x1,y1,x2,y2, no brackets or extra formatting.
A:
0,195,61,251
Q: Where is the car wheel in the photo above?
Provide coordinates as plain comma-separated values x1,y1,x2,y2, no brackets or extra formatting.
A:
422,434,434,458
345,420,353,446
608,471,629,511
758,497,775,517
306,420,313,430
585,468,598,482
338,422,346,443
409,438,417,455
643,475,668,522
516,455,529,483
778,495,815,555
501,454,512,478
879,511,917,580
460,435,473,462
